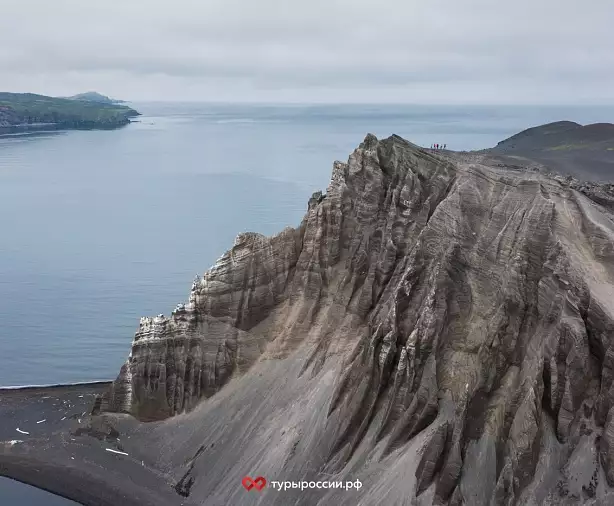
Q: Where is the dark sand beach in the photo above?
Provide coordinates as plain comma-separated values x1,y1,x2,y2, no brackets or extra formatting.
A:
0,383,193,506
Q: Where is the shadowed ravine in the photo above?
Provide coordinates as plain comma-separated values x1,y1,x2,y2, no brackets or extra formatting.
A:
2,133,614,505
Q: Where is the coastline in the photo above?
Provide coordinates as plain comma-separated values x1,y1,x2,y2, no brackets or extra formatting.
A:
0,380,112,391
0,91,141,138
0,381,187,506
0,120,136,137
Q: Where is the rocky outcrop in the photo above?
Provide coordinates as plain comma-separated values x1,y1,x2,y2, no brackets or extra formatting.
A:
104,226,304,420
103,134,614,505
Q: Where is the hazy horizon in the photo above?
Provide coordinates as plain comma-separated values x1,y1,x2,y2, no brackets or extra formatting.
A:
5,92,614,109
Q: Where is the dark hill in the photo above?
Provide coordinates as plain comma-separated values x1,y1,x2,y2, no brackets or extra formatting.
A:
489,120,614,181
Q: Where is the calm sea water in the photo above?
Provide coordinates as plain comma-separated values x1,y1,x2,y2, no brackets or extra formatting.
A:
1,103,614,504
0,478,80,506
2,103,614,388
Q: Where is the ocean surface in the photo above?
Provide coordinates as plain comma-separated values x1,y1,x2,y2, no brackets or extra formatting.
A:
2,103,614,388
1,103,614,503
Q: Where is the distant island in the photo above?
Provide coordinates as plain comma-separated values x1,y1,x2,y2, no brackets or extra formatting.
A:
0,92,140,134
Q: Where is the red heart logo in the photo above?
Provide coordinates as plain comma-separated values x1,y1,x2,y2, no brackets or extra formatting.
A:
253,476,267,491
242,476,267,491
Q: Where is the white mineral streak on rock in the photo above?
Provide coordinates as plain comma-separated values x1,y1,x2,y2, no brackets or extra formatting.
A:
105,448,129,456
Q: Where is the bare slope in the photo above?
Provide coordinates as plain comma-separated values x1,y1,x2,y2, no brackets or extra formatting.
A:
102,134,614,505
489,121,614,181
3,134,614,505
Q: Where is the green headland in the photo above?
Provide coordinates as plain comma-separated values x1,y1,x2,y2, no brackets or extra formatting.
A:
0,92,140,133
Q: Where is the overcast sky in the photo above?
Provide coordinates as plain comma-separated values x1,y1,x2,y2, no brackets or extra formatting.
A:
1,0,613,103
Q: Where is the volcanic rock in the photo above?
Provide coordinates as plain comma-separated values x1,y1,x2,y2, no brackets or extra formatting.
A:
95,134,614,505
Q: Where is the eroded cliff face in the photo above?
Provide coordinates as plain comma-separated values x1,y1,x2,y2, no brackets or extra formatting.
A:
103,134,614,505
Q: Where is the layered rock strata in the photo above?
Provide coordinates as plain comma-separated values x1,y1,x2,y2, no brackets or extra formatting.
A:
103,134,614,505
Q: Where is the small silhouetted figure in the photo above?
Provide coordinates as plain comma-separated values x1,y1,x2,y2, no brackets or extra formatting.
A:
444,144,447,149
436,143,439,150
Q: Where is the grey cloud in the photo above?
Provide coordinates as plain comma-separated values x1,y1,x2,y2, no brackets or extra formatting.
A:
1,0,613,102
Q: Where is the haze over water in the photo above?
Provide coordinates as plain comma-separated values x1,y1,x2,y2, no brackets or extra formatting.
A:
1,102,613,387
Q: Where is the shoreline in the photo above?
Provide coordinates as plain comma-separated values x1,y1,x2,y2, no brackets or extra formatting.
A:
0,121,135,137
0,381,184,506
0,380,112,391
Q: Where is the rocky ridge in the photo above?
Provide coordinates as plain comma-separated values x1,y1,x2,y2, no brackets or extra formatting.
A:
101,134,614,505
